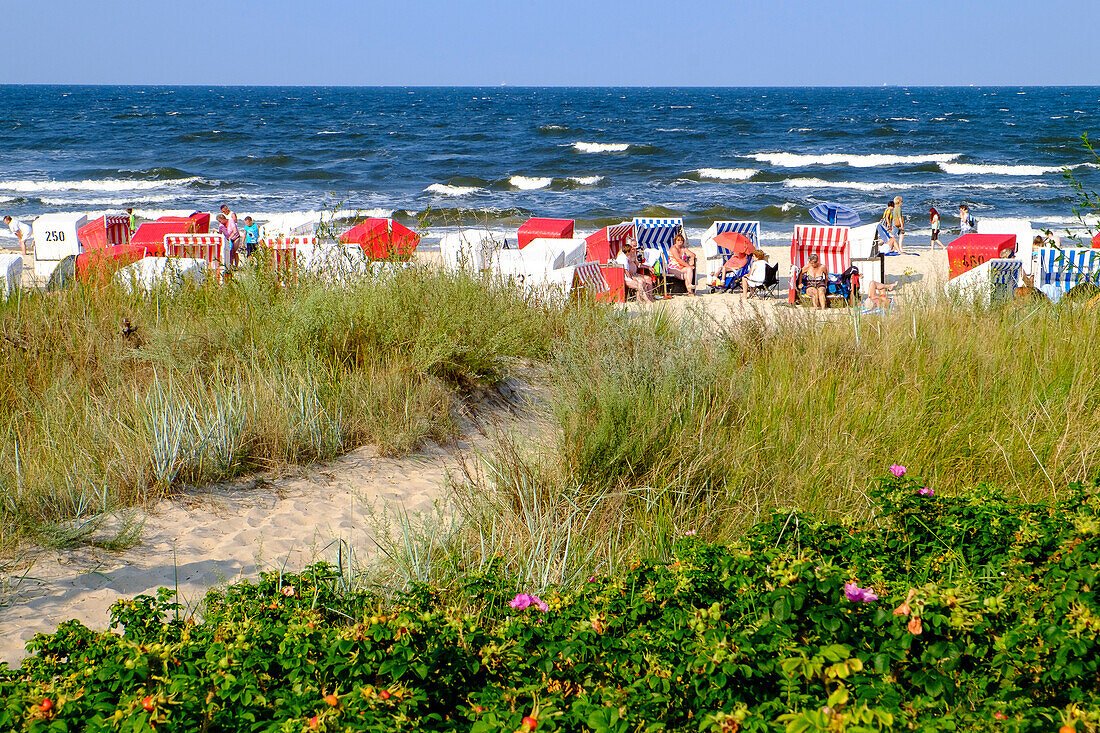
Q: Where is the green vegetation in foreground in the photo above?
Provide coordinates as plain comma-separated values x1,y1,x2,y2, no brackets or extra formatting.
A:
2,473,1099,731
3,260,1100,559
0,266,565,547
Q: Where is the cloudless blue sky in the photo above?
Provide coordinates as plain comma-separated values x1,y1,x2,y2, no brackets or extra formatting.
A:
4,0,1100,86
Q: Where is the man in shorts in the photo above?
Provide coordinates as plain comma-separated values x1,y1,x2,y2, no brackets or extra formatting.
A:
892,196,905,252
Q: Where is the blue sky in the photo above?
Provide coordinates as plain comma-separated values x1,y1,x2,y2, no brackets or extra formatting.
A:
4,0,1100,86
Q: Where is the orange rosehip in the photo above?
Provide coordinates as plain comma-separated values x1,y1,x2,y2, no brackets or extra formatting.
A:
523,715,539,729
324,694,339,707
379,690,391,700
40,698,53,713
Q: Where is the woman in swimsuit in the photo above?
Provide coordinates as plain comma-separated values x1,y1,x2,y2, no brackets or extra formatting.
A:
667,233,697,296
802,253,828,309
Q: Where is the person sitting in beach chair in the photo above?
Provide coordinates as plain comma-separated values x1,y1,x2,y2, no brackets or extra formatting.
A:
802,253,828,309
616,240,655,302
742,251,777,298
666,233,697,296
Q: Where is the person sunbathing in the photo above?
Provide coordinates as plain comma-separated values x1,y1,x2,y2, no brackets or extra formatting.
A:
667,233,697,296
865,280,897,310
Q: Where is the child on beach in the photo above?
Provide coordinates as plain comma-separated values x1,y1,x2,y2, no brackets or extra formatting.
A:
878,202,900,255
241,216,259,257
928,207,942,249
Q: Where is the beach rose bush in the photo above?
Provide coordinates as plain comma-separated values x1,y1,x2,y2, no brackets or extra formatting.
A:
1,472,1099,731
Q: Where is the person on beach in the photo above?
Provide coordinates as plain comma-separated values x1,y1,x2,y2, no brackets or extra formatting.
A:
878,201,900,254
667,232,697,296
220,204,238,227
741,249,770,298
127,207,137,237
3,215,33,256
617,240,655,302
802,253,828,309
241,216,259,257
216,213,242,267
959,204,976,234
864,280,897,310
714,248,749,283
892,195,905,252
928,207,942,250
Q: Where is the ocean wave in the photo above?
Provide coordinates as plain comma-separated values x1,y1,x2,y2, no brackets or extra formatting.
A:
572,142,631,153
424,183,483,197
316,130,344,135
692,168,759,181
782,177,895,192
937,162,1086,176
0,177,205,193
567,176,604,186
39,194,179,206
509,175,553,190
749,152,961,168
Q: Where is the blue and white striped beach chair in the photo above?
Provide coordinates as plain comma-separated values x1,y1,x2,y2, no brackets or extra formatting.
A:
701,220,760,279
633,217,684,271
1036,247,1100,302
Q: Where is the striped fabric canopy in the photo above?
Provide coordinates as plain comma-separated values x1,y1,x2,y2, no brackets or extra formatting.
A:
790,225,851,273
710,221,760,257
574,261,610,293
1037,247,1100,290
606,222,635,242
632,217,684,248
809,203,861,228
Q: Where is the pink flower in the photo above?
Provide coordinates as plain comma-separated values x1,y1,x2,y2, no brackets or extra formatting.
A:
509,593,548,613
889,465,906,477
917,487,935,497
587,576,596,583
281,585,296,597
683,529,697,537
844,582,879,603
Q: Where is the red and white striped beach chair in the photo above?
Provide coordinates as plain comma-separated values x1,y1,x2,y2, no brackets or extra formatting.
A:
573,261,610,294
261,237,299,284
585,221,635,263
788,225,852,303
164,234,227,278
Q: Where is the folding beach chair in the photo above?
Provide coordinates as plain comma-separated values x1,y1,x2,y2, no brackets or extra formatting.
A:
701,220,760,279
744,263,779,298
719,256,753,292
165,234,227,279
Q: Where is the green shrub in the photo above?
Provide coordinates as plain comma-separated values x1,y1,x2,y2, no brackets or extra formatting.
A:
2,473,1098,732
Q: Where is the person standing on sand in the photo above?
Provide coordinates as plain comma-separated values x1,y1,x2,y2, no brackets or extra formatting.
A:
892,195,905,252
928,208,942,250
959,204,975,234
241,216,259,258
878,201,899,254
217,213,242,267
127,207,137,237
3,215,33,257
220,204,238,228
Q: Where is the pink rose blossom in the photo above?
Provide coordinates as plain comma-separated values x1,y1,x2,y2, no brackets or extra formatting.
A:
889,465,906,477
281,585,296,597
509,593,548,613
844,582,879,603
917,487,935,497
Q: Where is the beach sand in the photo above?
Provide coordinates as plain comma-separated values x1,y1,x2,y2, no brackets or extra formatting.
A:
0,241,947,667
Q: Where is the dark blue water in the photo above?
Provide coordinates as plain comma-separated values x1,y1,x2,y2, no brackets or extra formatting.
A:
1,86,1097,241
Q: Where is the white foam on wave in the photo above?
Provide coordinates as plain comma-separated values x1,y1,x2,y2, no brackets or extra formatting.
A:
509,176,552,190
424,183,482,197
694,168,759,181
568,175,604,186
316,130,344,135
0,177,204,193
783,178,896,192
39,194,179,206
937,162,1089,176
749,152,960,168
572,142,630,153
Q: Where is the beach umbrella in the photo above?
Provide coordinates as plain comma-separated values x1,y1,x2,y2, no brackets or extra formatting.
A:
714,231,755,256
809,203,861,228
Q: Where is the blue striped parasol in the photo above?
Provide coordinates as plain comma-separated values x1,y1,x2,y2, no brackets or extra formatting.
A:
809,203,861,227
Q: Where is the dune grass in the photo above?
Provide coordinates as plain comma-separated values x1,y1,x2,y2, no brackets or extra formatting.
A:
0,265,566,548
390,296,1100,591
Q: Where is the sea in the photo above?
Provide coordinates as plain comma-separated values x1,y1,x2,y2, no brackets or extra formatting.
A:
1,86,1098,246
